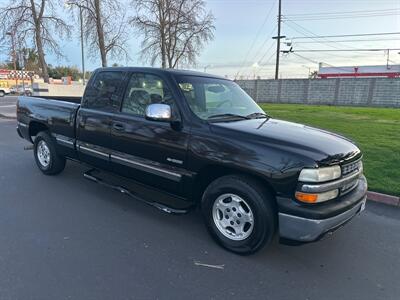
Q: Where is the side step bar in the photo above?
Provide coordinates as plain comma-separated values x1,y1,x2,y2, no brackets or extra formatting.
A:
83,169,189,215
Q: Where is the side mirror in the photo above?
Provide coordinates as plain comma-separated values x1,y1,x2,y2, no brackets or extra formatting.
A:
145,103,172,122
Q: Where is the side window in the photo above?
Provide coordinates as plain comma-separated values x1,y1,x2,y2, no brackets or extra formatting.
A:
83,71,124,111
121,73,173,116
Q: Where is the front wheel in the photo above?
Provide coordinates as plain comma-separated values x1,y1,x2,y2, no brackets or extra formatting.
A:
201,175,277,255
34,131,66,175
0,91,5,97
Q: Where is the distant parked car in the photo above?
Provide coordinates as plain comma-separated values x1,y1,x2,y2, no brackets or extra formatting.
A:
11,85,32,96
10,86,17,94
0,87,11,97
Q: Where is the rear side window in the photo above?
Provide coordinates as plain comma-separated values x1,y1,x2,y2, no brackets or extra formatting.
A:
83,71,124,111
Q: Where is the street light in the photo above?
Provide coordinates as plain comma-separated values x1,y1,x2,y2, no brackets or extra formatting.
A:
65,1,86,85
6,30,18,87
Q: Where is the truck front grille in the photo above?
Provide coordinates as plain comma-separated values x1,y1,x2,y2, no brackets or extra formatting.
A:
340,159,363,195
342,159,362,177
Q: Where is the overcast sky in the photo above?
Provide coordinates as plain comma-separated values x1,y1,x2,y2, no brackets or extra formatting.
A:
2,0,400,78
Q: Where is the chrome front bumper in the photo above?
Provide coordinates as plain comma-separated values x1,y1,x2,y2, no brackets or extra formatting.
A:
279,195,367,242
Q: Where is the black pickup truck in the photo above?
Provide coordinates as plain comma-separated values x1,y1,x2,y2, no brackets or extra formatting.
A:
16,67,367,254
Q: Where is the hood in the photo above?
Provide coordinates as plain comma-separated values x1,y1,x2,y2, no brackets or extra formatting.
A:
211,118,361,165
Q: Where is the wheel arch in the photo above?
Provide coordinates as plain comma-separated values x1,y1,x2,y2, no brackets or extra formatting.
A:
192,164,277,205
29,121,49,142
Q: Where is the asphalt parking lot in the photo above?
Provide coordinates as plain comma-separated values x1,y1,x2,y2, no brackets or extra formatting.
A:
0,118,400,300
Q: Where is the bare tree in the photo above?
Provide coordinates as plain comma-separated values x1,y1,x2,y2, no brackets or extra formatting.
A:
0,0,70,83
130,0,215,68
67,0,130,67
309,70,318,79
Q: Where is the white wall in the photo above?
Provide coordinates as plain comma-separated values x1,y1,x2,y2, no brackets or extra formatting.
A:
33,83,85,97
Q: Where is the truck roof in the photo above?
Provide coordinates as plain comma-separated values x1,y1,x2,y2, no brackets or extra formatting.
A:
94,67,228,80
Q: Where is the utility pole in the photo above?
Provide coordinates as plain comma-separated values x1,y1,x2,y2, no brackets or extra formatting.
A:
6,30,18,87
65,1,86,85
79,5,85,85
274,0,282,80
386,49,390,68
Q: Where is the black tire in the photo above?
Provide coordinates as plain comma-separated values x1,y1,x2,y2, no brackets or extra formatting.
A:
0,91,5,97
34,131,66,175
201,175,277,255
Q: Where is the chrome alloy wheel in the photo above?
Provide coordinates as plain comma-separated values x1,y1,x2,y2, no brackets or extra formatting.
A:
37,140,51,168
212,193,254,241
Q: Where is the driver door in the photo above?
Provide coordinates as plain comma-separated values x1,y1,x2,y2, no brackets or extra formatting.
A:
110,72,190,196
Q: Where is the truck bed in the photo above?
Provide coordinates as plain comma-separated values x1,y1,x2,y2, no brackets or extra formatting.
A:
29,95,82,104
17,96,80,145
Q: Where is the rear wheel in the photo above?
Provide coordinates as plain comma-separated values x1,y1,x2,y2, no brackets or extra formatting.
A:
201,175,276,255
0,91,5,97
34,131,66,175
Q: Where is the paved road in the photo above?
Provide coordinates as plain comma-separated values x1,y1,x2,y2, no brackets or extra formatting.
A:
0,96,17,118
0,118,399,300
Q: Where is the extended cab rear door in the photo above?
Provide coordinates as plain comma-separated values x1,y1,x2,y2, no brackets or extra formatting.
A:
109,71,191,197
76,70,126,170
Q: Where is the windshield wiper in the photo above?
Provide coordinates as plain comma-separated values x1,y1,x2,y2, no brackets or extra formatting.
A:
246,112,270,119
207,113,251,121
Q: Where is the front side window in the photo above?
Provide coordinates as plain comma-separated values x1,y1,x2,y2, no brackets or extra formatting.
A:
83,71,124,111
177,76,265,121
121,73,174,116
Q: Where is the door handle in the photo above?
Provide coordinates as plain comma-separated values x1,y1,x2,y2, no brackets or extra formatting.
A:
113,123,125,131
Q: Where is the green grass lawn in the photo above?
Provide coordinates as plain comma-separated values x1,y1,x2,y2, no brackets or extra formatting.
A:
259,103,400,197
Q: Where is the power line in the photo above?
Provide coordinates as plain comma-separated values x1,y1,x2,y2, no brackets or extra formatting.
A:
284,20,358,57
285,8,399,16
296,37,400,43
292,48,400,52
284,20,387,59
261,51,277,66
285,20,361,50
259,43,276,63
291,32,400,40
236,0,277,78
238,26,278,77
251,24,277,63
284,12,400,21
291,52,319,64
245,51,276,79
289,53,373,74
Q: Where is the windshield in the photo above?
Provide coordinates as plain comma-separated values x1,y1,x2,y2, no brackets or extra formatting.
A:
177,76,265,121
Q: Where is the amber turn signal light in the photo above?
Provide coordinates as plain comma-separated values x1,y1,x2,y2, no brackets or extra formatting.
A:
295,192,318,203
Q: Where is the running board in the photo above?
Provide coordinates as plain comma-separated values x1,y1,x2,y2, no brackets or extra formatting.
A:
83,169,189,215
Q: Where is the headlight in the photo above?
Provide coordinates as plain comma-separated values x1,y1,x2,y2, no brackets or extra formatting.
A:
299,165,341,183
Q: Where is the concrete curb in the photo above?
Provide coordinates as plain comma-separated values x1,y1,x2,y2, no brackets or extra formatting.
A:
0,114,16,119
367,191,400,207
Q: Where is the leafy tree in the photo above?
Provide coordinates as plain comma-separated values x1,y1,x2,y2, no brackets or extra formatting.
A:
47,65,82,81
